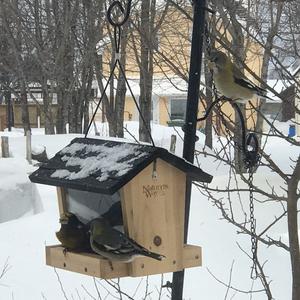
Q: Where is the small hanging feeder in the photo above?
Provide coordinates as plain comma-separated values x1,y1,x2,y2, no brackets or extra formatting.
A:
29,137,212,279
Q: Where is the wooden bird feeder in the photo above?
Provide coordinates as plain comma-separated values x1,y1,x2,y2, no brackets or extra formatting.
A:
29,137,212,279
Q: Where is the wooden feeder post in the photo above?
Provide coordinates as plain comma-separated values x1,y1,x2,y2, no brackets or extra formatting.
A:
172,0,207,299
1,136,9,158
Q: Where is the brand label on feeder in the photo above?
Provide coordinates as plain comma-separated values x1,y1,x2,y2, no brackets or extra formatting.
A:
142,184,169,198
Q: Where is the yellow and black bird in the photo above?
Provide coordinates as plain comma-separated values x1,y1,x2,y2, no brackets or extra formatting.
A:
56,212,90,254
208,50,270,103
89,218,165,263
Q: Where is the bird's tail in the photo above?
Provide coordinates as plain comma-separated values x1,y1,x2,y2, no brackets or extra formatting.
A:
255,86,275,101
127,235,166,261
141,249,165,261
260,94,276,101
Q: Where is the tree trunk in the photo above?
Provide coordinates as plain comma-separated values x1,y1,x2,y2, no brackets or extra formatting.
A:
69,90,80,133
114,23,129,138
97,22,128,138
19,80,31,133
115,76,126,138
255,2,283,136
42,79,55,134
139,0,153,143
81,67,94,135
287,160,300,300
56,87,67,133
83,90,90,135
94,51,111,127
4,88,13,131
53,0,76,134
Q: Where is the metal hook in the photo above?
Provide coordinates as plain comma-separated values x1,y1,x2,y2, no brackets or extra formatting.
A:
244,132,260,169
196,98,260,170
246,133,259,153
107,0,132,27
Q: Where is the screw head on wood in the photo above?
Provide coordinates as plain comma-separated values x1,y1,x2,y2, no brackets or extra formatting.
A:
153,235,162,246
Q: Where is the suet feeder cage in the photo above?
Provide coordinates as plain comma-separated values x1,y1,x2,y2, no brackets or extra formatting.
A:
29,137,212,279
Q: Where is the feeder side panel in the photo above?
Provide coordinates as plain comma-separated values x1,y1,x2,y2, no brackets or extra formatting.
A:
57,187,68,216
121,158,186,276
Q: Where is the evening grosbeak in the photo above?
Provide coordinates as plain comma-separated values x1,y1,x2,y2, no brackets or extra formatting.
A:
56,212,90,253
89,218,165,263
208,50,270,103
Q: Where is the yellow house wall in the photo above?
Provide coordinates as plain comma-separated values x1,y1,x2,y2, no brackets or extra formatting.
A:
159,97,169,125
101,7,192,77
98,7,263,133
124,97,136,121
0,104,58,129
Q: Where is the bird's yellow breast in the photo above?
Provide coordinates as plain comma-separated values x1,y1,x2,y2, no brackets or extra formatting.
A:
213,65,254,101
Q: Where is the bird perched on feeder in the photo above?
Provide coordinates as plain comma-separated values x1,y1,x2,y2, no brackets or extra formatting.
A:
208,50,271,103
56,212,90,254
89,218,165,264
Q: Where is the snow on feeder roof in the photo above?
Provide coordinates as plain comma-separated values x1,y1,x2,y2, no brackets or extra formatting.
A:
29,137,212,194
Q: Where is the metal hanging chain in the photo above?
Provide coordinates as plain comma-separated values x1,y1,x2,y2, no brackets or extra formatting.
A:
249,167,258,279
232,105,260,280
85,0,155,146
204,18,213,56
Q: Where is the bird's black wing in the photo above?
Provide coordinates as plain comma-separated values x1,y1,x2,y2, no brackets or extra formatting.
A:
122,234,148,251
92,221,164,260
93,229,123,249
120,233,164,259
233,75,266,95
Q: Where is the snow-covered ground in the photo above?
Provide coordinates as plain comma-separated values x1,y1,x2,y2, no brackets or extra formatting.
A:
0,121,298,299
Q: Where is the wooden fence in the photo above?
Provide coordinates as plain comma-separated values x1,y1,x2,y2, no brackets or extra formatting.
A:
0,104,58,131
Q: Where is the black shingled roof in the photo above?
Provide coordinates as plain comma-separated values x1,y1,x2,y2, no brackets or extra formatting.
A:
29,137,212,194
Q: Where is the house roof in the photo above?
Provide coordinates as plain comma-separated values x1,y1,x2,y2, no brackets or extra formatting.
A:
126,77,188,97
29,137,213,194
97,77,188,98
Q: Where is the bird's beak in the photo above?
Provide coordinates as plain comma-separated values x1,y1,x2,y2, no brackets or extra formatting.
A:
59,216,68,224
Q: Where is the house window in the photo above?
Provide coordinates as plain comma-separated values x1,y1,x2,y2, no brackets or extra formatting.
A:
170,98,186,120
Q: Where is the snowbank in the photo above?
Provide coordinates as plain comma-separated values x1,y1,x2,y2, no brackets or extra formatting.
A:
0,122,297,299
0,158,43,223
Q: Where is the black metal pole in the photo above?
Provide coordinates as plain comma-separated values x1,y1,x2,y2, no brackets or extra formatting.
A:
171,0,206,299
